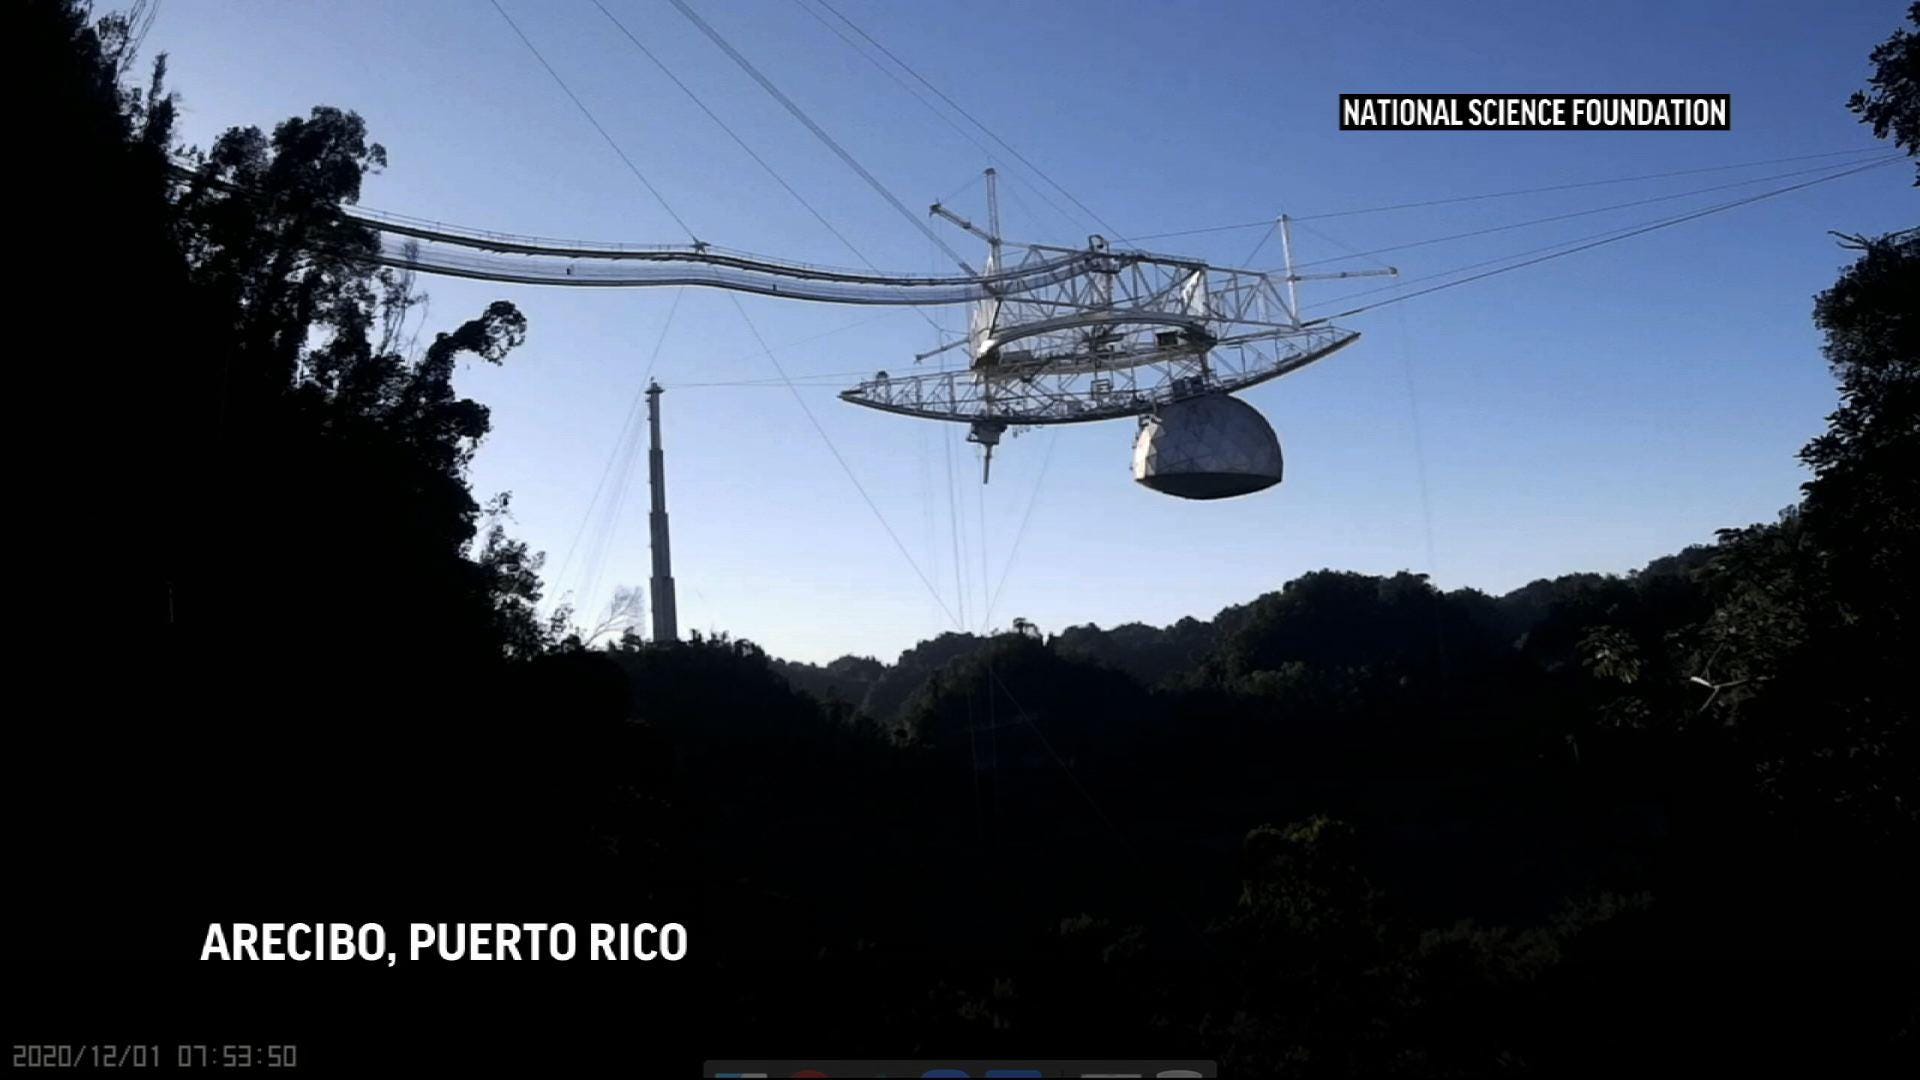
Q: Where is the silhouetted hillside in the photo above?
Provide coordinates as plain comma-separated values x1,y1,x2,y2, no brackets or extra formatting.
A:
775,547,1725,727
13,0,1916,1073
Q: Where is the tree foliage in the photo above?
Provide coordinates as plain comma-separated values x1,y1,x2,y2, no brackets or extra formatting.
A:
1849,3,1920,184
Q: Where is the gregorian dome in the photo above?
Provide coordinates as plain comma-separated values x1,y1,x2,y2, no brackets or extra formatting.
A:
1131,393,1284,500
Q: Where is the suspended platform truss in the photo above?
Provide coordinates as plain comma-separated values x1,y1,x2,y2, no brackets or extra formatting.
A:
168,162,1393,458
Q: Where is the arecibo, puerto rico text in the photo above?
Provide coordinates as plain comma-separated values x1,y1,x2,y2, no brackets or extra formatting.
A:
198,922,689,963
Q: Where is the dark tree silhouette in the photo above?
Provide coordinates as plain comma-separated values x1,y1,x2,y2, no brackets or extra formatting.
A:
1801,231,1919,628
11,0,1918,1073
1849,3,1920,184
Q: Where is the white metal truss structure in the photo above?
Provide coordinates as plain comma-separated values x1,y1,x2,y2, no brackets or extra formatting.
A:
842,171,1393,472
842,319,1361,426
346,186,1390,445
171,161,1391,474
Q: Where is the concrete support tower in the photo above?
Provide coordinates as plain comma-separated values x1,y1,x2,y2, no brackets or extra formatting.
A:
645,381,678,642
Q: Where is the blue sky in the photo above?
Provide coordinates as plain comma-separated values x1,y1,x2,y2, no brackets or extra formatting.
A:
143,1,1913,662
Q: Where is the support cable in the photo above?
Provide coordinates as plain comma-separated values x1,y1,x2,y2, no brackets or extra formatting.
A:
577,288,687,618
981,427,1057,631
811,0,1127,242
487,0,699,244
1240,219,1279,268
663,0,977,273
553,288,685,604
726,291,963,628
945,419,968,630
1130,145,1896,242
589,0,951,340
978,461,991,632
1305,157,1901,323
1286,153,1901,272
499,0,959,628
790,0,1090,239
1301,217,1451,674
